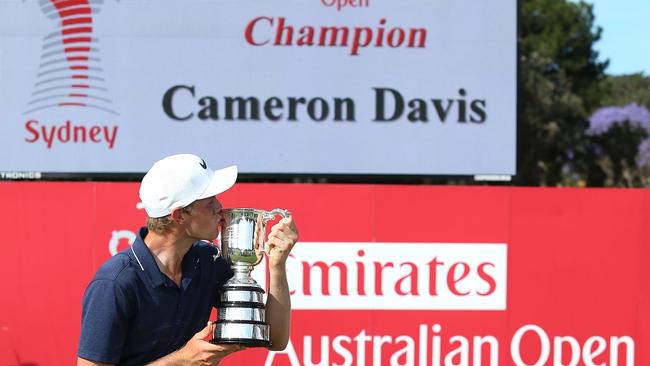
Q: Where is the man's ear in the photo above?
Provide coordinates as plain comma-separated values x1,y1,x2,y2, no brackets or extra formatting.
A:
170,207,185,224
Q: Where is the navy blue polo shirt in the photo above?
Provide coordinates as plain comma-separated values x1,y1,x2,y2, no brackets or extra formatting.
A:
78,227,233,365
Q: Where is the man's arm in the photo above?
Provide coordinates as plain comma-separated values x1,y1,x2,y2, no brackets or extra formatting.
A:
78,322,242,366
146,322,243,365
265,216,299,351
266,264,292,350
77,279,129,365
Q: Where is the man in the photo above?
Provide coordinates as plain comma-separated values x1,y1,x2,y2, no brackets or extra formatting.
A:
77,153,298,365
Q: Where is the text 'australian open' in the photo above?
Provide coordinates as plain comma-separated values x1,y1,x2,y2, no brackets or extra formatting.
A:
162,85,487,124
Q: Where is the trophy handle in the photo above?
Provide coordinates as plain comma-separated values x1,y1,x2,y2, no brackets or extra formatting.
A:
264,208,291,221
256,209,291,259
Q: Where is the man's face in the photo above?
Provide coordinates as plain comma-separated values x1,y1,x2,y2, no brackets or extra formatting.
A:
182,196,223,241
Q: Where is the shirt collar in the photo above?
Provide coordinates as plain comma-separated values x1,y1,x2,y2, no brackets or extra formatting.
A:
130,227,199,289
130,227,167,288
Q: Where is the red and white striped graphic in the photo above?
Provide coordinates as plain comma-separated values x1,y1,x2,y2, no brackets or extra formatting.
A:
25,0,117,115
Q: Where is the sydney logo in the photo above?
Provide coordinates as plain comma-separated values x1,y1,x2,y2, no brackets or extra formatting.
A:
24,0,118,115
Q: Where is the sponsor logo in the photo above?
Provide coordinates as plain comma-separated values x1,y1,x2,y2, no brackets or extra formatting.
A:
286,242,507,310
24,119,118,148
108,229,136,256
107,200,142,256
0,171,42,180
21,0,121,150
25,0,118,115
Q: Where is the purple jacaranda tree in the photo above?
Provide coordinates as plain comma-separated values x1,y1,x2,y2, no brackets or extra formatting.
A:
588,103,650,136
587,103,650,186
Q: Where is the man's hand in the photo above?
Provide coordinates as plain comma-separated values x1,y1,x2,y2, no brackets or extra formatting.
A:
156,322,243,365
266,216,298,270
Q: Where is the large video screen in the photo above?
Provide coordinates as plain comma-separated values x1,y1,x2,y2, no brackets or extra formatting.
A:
0,0,517,176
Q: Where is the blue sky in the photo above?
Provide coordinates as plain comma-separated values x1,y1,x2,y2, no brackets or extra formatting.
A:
586,0,650,75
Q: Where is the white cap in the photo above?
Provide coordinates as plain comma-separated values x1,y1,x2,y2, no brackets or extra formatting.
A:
139,154,237,218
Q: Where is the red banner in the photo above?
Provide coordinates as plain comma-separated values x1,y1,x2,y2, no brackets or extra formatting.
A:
0,183,647,365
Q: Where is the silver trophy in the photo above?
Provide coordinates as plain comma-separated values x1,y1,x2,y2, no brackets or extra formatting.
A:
212,208,290,347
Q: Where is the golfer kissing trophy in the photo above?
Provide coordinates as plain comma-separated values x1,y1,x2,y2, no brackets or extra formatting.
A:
212,208,290,347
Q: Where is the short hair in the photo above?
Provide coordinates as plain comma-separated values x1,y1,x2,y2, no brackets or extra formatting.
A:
146,215,173,234
146,204,195,234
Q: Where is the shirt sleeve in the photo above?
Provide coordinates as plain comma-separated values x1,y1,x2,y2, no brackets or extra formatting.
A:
78,279,131,364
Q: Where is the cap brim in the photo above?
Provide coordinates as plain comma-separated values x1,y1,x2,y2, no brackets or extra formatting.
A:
199,165,238,199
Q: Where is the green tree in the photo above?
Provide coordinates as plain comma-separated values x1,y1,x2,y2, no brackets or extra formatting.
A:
516,0,609,186
603,73,650,109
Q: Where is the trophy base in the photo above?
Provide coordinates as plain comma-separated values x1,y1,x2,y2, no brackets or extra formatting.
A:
212,321,270,348
210,338,271,348
221,285,265,302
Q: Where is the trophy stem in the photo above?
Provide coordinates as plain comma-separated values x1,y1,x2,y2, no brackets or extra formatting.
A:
226,262,260,287
233,262,252,277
